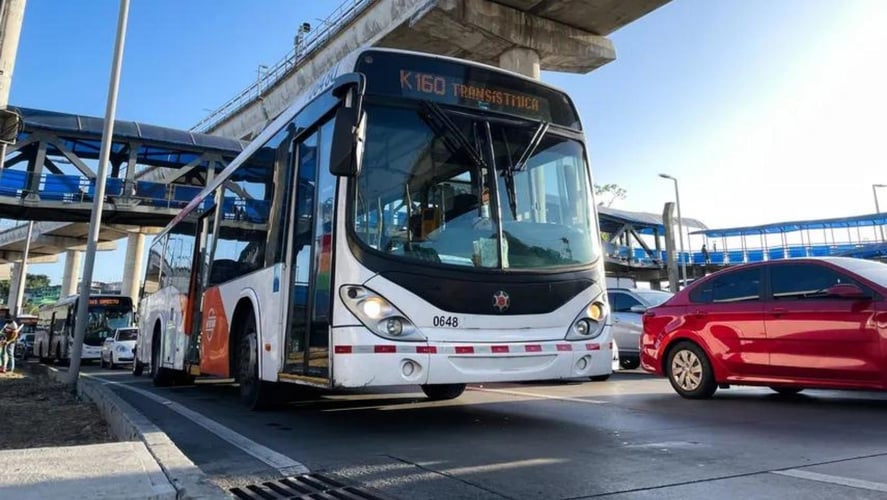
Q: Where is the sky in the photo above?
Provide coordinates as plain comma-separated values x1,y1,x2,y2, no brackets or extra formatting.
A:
7,0,887,284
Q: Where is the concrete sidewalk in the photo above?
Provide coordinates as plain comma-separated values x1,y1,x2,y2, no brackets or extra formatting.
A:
0,441,176,499
6,362,231,499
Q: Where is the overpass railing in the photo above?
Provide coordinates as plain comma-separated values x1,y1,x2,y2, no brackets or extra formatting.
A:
605,242,883,269
191,0,375,134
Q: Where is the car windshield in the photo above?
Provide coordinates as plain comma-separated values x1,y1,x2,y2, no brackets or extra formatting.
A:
352,103,599,270
117,329,138,341
635,290,673,307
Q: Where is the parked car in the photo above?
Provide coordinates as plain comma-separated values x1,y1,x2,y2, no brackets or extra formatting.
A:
641,257,887,399
14,333,35,359
607,288,673,369
100,327,138,369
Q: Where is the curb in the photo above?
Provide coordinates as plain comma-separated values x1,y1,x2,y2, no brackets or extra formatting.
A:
35,363,231,499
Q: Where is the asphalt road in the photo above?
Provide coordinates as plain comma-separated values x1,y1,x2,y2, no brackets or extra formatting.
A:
80,364,887,499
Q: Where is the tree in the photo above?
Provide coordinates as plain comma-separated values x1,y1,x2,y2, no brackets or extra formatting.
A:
594,183,627,207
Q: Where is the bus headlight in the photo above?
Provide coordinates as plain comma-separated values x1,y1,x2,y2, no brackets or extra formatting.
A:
566,299,608,340
340,285,424,341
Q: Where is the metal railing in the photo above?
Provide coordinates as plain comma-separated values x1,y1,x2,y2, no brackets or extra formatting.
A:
190,0,376,134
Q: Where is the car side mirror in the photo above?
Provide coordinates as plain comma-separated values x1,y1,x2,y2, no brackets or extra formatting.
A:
629,304,648,313
826,283,868,299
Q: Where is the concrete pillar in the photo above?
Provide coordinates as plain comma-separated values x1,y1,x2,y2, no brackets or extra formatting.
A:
121,232,145,302
7,262,20,310
0,0,27,107
498,47,541,80
61,250,81,297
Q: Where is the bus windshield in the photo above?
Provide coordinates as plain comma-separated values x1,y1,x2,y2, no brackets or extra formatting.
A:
352,102,599,270
86,305,134,340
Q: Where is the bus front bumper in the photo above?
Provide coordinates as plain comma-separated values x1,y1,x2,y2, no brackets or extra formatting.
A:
330,327,612,388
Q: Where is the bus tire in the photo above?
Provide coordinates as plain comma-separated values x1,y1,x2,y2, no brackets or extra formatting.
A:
39,344,50,364
421,383,466,401
237,314,275,410
132,358,144,377
151,333,174,387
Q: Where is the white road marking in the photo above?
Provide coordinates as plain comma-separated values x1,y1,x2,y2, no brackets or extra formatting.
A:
90,374,309,476
773,469,887,493
469,386,608,404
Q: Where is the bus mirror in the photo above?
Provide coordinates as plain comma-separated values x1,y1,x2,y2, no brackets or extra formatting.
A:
330,105,363,177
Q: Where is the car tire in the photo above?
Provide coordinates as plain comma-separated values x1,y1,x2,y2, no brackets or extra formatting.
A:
666,341,717,399
770,386,804,396
620,357,641,370
421,383,467,401
100,355,106,369
109,354,117,370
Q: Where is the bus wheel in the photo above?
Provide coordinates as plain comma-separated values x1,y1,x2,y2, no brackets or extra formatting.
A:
151,335,173,387
132,358,144,377
39,344,49,364
237,314,275,410
54,344,64,366
421,384,466,401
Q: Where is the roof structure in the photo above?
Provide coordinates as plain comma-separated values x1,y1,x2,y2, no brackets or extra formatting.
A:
692,212,887,238
598,205,707,235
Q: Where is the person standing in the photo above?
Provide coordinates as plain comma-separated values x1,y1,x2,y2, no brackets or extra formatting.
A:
1,319,21,374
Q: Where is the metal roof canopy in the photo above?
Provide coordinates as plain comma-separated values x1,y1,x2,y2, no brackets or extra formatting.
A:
598,205,707,235
693,212,887,238
11,106,244,160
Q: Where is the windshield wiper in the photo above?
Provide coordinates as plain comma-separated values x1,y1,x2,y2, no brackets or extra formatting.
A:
419,101,488,171
514,122,549,172
497,122,549,220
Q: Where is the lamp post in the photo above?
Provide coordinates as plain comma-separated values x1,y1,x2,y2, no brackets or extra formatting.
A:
660,173,687,286
68,0,130,386
874,184,886,242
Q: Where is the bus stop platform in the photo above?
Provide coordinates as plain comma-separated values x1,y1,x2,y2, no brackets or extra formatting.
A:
0,441,176,499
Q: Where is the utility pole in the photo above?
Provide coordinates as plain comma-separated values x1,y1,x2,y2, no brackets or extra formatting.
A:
0,0,28,312
68,0,130,385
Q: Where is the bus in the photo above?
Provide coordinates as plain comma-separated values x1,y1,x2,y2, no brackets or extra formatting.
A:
135,48,611,408
35,295,135,363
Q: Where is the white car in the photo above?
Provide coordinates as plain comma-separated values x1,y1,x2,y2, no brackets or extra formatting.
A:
100,327,138,369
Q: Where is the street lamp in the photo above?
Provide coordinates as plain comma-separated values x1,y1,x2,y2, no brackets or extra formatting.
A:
660,173,688,286
874,184,886,241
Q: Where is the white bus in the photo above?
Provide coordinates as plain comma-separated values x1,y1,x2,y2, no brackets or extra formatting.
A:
134,48,612,409
35,294,135,363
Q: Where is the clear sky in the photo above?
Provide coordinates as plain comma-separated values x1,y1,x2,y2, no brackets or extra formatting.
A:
8,0,887,284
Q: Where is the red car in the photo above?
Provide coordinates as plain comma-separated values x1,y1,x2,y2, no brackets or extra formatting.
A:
641,257,887,398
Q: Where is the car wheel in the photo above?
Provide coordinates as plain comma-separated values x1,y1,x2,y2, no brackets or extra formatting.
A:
620,357,641,370
421,384,467,401
666,341,717,399
770,386,803,396
109,354,117,370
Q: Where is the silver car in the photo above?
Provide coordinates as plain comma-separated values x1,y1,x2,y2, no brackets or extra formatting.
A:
607,288,673,370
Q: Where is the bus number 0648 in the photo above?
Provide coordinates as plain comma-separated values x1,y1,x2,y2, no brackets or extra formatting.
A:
432,316,459,328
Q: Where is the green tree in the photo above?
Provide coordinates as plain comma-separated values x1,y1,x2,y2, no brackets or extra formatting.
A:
594,183,627,207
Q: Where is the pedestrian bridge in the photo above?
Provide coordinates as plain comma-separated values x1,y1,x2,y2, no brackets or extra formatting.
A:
0,107,244,225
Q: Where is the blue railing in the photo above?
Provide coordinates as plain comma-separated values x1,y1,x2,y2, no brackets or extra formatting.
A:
0,168,208,209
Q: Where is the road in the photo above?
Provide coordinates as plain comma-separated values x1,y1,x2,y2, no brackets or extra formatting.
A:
79,365,887,499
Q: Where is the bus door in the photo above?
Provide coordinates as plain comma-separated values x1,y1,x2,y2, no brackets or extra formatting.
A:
284,121,336,379
188,208,216,368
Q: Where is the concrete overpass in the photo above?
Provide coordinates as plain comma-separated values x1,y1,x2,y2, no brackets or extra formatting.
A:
196,0,671,139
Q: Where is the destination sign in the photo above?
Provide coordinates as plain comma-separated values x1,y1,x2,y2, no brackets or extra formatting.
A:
89,298,123,306
399,70,544,116
356,51,581,129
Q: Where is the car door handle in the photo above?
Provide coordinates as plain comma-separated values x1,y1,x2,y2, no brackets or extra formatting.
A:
770,307,788,316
